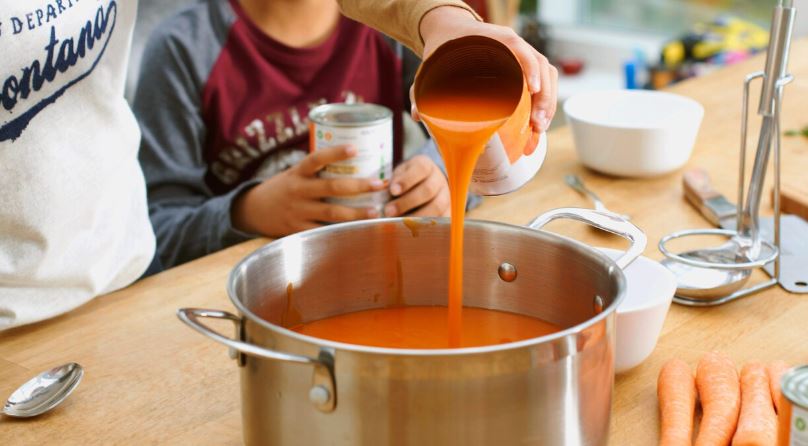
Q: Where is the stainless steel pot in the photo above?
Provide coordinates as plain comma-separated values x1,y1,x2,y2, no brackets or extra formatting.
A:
178,208,645,446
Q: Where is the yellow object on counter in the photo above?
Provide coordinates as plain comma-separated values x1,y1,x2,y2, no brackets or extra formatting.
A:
663,41,686,67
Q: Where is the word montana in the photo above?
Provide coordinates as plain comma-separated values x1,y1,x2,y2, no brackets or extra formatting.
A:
0,1,117,141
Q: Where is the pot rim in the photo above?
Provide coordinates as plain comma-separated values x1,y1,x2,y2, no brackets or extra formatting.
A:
227,217,626,357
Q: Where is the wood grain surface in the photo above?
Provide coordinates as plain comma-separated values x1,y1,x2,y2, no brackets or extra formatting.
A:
779,179,808,221
1,39,807,445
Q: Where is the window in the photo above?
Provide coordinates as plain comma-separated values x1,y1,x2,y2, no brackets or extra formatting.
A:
587,0,776,35
537,0,789,100
540,0,777,36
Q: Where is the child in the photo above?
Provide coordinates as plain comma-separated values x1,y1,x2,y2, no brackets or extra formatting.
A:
0,0,556,330
134,0,452,268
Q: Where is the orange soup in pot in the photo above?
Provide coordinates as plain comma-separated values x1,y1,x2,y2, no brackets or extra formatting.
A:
291,306,559,349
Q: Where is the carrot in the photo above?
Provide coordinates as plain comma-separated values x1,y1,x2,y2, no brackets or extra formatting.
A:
766,361,789,414
732,363,777,446
658,359,697,446
695,351,741,446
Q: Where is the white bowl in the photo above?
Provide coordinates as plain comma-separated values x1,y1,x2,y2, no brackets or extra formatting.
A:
599,248,677,373
564,90,704,177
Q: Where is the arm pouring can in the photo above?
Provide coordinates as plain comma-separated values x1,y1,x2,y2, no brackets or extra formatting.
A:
414,35,547,196
308,103,393,215
778,365,808,446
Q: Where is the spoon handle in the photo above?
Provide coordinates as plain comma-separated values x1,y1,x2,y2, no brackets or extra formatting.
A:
564,174,607,213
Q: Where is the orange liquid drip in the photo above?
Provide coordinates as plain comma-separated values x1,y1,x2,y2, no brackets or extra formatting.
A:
417,76,522,346
291,306,559,349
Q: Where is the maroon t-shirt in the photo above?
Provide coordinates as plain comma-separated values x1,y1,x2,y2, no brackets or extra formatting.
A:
203,0,403,194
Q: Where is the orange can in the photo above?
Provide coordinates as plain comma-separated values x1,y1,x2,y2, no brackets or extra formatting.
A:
414,35,546,196
777,365,808,446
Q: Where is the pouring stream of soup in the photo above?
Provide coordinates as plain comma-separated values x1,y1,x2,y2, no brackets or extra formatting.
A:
416,74,523,346
291,39,556,348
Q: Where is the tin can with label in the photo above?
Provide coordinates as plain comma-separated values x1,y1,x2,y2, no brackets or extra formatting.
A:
777,365,808,446
309,103,393,214
413,35,547,196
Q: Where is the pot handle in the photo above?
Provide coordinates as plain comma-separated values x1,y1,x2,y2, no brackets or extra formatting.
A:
177,308,337,413
528,207,647,270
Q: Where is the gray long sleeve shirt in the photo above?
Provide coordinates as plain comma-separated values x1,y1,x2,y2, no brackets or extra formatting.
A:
134,0,444,268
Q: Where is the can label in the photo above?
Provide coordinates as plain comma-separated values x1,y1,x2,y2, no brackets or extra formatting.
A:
780,365,808,446
470,131,547,196
789,405,808,445
310,119,392,212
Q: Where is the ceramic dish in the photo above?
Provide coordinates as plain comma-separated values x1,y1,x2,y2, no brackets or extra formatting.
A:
599,247,677,373
565,90,704,177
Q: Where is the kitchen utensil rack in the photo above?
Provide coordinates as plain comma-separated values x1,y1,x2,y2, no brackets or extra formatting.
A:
659,0,797,306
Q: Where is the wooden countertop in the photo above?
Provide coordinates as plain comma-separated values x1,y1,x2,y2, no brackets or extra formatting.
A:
2,39,807,445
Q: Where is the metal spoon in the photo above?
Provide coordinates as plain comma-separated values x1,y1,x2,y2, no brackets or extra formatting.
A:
662,170,754,301
564,174,630,220
661,236,778,304
661,247,752,301
3,363,83,418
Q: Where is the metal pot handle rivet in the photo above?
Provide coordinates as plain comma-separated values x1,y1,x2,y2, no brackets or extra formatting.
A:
527,207,647,270
498,263,518,282
177,308,337,413
593,295,605,314
309,385,331,406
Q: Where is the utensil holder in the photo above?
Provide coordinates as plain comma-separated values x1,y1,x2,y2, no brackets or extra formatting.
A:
660,73,794,307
